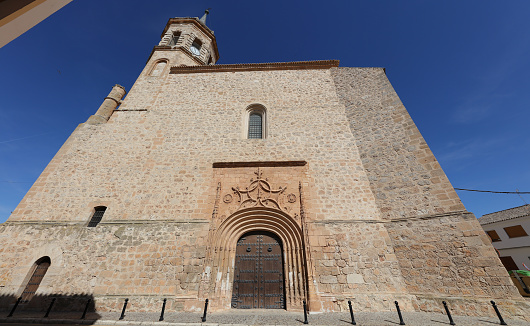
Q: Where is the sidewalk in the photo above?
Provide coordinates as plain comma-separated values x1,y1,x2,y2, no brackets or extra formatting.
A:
0,309,528,326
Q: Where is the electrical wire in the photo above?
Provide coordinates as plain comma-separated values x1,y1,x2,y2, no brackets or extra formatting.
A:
454,188,530,194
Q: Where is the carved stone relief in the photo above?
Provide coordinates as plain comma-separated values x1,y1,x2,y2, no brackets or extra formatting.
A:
219,168,300,219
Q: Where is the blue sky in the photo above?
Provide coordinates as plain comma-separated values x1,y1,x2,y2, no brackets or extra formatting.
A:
1,0,529,223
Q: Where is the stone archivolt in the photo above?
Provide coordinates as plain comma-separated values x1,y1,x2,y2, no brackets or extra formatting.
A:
202,207,308,310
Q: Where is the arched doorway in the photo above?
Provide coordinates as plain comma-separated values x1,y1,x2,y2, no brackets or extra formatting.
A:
21,256,51,302
231,231,285,309
200,207,313,310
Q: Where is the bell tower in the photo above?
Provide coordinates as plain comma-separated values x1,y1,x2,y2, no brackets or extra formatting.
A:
148,10,219,67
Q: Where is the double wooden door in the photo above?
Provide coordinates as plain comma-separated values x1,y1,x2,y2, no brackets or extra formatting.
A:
231,232,285,309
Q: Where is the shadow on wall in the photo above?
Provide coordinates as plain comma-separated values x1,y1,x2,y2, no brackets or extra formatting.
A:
0,293,100,322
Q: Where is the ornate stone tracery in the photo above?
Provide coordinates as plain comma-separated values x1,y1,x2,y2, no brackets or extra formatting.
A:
231,168,287,212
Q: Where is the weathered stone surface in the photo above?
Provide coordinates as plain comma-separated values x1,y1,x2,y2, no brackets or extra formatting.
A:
346,274,364,284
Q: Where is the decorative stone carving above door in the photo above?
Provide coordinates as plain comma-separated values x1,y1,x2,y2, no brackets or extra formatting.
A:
218,168,301,219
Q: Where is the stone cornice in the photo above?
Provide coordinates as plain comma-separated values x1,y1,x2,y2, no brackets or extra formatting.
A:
161,18,215,40
310,210,472,224
170,60,340,74
0,219,209,226
146,45,205,65
213,161,307,168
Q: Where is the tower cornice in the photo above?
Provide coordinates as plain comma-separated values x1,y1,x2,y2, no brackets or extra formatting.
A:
146,45,205,65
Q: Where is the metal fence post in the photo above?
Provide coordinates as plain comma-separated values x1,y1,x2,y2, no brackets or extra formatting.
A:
303,300,309,324
490,301,507,325
348,300,356,325
81,299,91,319
119,298,129,320
394,301,405,325
7,297,22,317
159,298,167,322
44,298,56,318
442,301,455,325
201,298,209,322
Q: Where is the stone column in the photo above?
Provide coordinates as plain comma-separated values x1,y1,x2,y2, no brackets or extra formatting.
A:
86,84,126,124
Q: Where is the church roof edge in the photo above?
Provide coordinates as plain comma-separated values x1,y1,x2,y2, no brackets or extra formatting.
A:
170,60,340,74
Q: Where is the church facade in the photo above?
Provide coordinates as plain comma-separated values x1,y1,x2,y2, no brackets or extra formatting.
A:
0,14,528,320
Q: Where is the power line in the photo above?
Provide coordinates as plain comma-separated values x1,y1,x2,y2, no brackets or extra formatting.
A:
454,188,530,194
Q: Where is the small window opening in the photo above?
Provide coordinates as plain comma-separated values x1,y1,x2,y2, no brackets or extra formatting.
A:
190,38,202,56
21,257,51,302
499,256,519,271
169,31,180,46
244,105,267,139
248,113,263,139
486,230,501,242
207,55,213,65
504,225,528,238
88,206,107,227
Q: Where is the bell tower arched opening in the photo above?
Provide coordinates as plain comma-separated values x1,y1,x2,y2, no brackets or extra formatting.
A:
231,230,285,309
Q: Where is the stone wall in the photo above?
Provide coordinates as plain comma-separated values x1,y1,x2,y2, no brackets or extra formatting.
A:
332,67,464,219
9,68,380,224
0,222,209,312
386,212,527,319
307,221,414,312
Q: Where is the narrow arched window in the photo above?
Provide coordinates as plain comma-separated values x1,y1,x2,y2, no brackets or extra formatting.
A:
248,113,263,139
245,105,267,139
21,257,51,302
88,206,106,227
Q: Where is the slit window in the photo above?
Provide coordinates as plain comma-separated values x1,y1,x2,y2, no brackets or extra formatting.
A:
88,206,107,227
21,257,51,302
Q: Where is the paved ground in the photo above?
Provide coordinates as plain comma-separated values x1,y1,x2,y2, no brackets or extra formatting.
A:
0,309,527,326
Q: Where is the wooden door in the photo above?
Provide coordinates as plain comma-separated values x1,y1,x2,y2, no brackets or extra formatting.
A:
231,231,285,309
21,258,50,302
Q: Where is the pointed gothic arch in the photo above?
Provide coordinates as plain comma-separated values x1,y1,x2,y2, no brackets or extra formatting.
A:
202,207,309,310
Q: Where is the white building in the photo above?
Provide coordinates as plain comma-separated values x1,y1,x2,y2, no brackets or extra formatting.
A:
479,204,530,271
